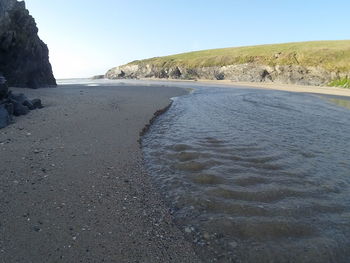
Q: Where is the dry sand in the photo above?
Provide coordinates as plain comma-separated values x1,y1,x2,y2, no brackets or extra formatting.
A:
0,83,200,262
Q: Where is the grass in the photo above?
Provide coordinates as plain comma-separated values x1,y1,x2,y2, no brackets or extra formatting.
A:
329,77,350,88
128,40,350,73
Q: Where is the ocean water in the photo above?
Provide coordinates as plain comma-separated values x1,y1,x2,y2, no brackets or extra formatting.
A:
142,86,350,263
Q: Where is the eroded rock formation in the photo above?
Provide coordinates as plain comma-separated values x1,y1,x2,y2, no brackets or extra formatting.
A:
105,63,347,86
0,0,56,88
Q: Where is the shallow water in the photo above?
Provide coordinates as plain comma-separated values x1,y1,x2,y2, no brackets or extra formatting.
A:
142,86,350,263
328,97,350,110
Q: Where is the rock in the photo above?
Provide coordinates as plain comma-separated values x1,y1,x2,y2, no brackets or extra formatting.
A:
0,86,43,127
7,92,42,109
91,75,104,80
169,67,182,79
22,99,34,110
9,93,27,104
229,241,238,248
203,232,211,240
0,74,8,99
184,227,192,233
32,226,41,232
105,62,345,86
0,104,10,128
31,98,43,109
4,102,13,115
11,99,29,116
214,71,225,80
155,69,168,79
0,0,56,88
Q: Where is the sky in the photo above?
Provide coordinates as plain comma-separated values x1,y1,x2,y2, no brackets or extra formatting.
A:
24,0,350,79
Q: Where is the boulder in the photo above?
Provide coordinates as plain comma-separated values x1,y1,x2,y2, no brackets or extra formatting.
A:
31,98,43,109
4,102,13,116
0,94,43,127
10,99,29,116
0,68,44,129
0,104,10,128
9,92,27,104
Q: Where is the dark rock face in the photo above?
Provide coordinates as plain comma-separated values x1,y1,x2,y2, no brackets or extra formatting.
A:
169,67,181,79
0,74,8,98
0,0,56,88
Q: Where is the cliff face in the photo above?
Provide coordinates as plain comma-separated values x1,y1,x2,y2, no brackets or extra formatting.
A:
105,63,347,86
106,40,350,86
0,0,56,88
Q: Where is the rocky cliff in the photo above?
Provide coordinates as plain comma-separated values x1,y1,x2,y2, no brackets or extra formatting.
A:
0,0,56,88
106,40,350,86
106,63,349,86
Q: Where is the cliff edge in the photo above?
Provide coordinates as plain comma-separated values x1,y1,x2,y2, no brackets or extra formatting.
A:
106,40,350,87
0,0,56,88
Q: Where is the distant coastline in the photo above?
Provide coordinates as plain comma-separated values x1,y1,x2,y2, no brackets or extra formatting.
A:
106,40,350,88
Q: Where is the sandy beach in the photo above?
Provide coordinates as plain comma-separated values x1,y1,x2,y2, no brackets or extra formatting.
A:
0,83,200,262
1,79,350,262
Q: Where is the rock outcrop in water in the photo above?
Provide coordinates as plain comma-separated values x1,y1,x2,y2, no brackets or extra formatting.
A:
105,63,345,86
91,74,105,80
0,0,56,88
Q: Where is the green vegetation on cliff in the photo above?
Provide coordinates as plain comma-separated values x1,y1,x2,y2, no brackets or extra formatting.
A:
329,77,350,88
128,40,350,73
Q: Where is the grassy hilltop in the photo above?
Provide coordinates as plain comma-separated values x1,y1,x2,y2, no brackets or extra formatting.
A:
125,40,350,87
105,40,350,87
129,40,350,73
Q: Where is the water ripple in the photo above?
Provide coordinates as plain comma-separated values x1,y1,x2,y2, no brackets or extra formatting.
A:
142,87,350,263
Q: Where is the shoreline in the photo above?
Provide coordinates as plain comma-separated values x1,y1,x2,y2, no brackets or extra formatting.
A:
136,77,350,97
139,100,174,139
0,84,200,262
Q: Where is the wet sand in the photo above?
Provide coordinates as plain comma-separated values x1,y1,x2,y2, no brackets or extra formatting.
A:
0,83,200,262
139,78,350,97
205,79,350,97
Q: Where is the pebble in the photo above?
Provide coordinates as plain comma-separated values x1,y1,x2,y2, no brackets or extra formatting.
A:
229,241,238,248
185,227,192,233
203,232,210,240
33,226,41,232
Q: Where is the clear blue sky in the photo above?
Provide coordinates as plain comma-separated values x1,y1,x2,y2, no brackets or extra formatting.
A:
25,0,350,79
